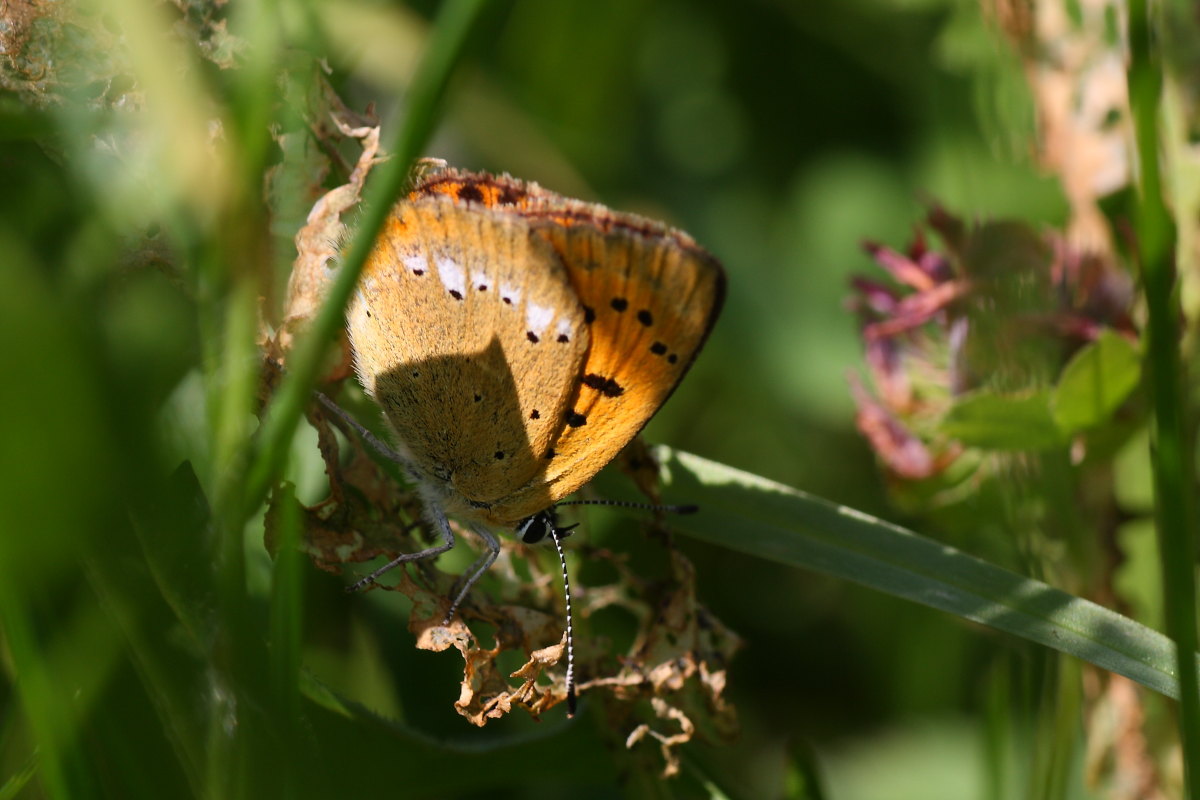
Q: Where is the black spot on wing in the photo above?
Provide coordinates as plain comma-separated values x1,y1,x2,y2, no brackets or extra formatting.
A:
582,373,624,397
497,186,524,205
457,183,484,203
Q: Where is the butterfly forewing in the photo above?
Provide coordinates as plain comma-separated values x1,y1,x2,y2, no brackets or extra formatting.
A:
348,195,589,509
499,209,725,518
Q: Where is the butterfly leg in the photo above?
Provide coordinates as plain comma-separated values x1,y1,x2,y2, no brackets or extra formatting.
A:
440,524,501,624
346,498,457,592
314,389,410,466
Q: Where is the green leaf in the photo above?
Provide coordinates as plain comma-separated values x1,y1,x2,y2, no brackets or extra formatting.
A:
1051,330,1141,433
652,447,1189,702
941,390,1062,450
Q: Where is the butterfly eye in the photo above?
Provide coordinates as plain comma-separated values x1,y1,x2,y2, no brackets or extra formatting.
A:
518,510,578,543
518,514,548,543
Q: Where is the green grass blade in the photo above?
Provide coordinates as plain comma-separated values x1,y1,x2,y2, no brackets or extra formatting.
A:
0,746,39,800
267,482,304,800
1128,0,1200,788
655,448,1189,701
0,591,72,799
243,0,492,517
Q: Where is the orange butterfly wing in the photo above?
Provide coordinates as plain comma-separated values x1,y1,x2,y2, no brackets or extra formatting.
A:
517,206,724,511
383,170,725,526
348,193,589,516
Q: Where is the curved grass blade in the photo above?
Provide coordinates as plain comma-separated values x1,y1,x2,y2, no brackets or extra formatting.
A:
653,447,1188,701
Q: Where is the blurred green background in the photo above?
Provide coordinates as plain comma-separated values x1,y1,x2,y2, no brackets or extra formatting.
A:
0,0,1092,797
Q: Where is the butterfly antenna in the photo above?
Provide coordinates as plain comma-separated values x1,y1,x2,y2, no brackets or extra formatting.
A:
548,526,577,717
554,498,698,515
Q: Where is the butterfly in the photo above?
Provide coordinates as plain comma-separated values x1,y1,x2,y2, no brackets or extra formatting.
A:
341,166,725,712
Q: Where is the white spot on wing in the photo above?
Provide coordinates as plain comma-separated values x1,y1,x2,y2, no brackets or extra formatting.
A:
555,318,574,341
526,302,554,337
500,284,520,305
471,270,489,291
436,256,466,296
404,254,427,275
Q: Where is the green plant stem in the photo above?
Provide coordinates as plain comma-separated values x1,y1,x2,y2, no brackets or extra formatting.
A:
242,0,491,518
1127,0,1200,788
0,583,73,800
268,485,304,799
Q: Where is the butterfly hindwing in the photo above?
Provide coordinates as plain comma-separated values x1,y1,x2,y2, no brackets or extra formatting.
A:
348,194,589,511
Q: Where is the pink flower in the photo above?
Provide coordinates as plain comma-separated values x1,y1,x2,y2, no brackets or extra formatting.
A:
849,208,1135,482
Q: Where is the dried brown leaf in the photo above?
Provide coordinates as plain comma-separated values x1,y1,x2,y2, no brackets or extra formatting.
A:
625,697,696,779
582,548,740,775
273,115,382,378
